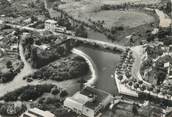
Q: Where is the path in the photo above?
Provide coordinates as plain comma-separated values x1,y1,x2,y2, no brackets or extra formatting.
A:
131,46,151,86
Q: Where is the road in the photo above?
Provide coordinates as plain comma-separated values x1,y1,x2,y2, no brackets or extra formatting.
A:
5,23,126,51
131,46,151,86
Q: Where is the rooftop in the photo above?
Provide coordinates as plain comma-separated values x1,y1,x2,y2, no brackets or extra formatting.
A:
70,92,91,105
45,19,57,24
164,62,172,68
80,87,112,110
26,108,55,117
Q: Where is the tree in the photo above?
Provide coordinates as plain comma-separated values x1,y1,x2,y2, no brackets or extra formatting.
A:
57,17,72,30
75,24,88,38
165,1,171,14
111,26,117,34
132,103,138,115
28,2,35,8
118,75,123,81
128,81,133,86
6,61,12,69
138,80,143,85
60,90,68,97
134,83,139,89
125,72,131,78
140,85,146,91
163,36,172,46
51,88,60,95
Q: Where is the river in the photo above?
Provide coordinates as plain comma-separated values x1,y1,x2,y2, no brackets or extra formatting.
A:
44,0,121,95
73,29,120,95
77,46,120,95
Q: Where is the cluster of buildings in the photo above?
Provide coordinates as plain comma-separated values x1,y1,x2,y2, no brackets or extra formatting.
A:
22,87,114,117
64,87,113,117
44,19,74,36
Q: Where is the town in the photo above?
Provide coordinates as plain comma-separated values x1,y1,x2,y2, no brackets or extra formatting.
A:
0,0,171,117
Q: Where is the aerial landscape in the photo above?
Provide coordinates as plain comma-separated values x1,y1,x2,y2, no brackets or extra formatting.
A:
0,0,171,117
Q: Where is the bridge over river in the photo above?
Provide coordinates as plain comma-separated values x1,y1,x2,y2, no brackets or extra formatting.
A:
4,23,126,53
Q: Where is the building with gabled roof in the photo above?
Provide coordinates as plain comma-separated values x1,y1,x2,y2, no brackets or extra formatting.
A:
64,87,113,117
22,108,55,117
45,19,58,32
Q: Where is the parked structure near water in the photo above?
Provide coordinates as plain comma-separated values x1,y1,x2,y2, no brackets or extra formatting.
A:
64,87,113,117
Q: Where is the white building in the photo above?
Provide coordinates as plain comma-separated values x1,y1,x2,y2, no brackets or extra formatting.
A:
22,108,55,117
64,87,113,117
45,19,58,32
0,35,4,40
164,62,172,79
55,26,66,33
0,20,4,24
10,44,18,51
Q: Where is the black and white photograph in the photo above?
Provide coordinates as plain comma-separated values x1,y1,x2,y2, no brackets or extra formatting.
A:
0,0,171,117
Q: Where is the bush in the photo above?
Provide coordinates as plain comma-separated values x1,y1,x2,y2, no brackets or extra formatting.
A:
59,90,68,97
51,88,60,95
31,55,89,81
0,103,26,116
3,84,55,101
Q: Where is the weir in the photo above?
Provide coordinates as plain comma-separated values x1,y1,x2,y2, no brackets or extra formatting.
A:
72,48,98,87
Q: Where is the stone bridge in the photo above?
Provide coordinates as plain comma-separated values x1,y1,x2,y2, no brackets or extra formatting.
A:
5,23,127,53
67,36,126,53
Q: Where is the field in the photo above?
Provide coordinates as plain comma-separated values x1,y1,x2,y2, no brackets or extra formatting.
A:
86,10,154,28
61,0,160,5
100,0,160,5
58,0,157,29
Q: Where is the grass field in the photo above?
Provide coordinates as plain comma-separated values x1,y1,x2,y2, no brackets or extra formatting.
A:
61,0,160,5
88,10,154,28
101,0,160,5
59,5,155,28
58,0,156,29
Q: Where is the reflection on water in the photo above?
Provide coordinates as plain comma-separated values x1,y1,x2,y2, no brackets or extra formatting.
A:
77,46,120,95
80,29,120,95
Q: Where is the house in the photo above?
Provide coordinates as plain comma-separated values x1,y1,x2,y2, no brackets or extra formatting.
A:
169,45,172,53
22,108,55,117
64,87,113,117
164,62,172,79
10,44,18,51
0,20,3,24
164,45,172,54
55,26,66,33
45,19,58,32
0,48,4,57
0,35,4,40
151,28,159,35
